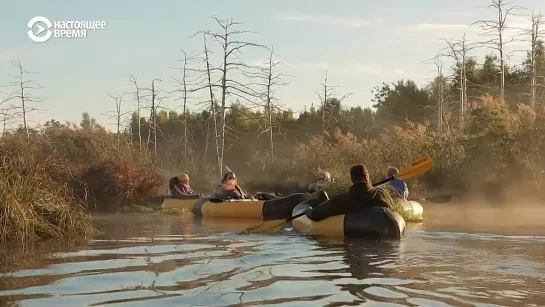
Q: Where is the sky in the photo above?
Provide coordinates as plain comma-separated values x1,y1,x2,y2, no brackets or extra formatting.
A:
0,0,543,131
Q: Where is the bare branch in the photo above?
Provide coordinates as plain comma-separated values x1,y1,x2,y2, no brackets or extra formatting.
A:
524,10,545,109
1,60,47,137
190,16,268,175
314,69,354,131
102,92,131,152
126,73,146,153
471,0,526,101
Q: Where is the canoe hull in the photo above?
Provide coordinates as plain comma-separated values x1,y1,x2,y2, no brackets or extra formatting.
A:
401,200,424,216
291,202,406,239
160,193,309,220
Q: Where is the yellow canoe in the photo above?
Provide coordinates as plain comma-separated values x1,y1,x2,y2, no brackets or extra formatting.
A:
290,201,408,239
399,200,424,216
161,193,309,220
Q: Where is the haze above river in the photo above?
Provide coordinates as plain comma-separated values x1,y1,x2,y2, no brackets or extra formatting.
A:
1,203,545,306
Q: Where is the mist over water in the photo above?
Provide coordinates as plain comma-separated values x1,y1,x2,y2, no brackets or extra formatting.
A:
1,204,545,306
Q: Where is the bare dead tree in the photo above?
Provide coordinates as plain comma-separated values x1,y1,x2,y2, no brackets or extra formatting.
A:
247,45,291,162
0,95,17,136
142,78,164,159
472,0,524,102
316,69,353,131
1,60,45,138
193,17,266,177
148,79,158,158
126,74,144,153
171,50,204,160
124,125,133,158
524,10,545,109
318,69,333,131
426,56,448,134
202,33,218,165
102,92,130,151
1,114,7,136
441,35,477,130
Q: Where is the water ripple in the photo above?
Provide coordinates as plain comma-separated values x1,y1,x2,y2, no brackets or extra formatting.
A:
0,216,544,306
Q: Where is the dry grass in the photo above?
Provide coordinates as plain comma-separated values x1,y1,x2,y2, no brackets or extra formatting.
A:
0,153,97,244
0,128,167,243
79,159,163,212
116,205,157,213
158,207,192,215
116,205,191,216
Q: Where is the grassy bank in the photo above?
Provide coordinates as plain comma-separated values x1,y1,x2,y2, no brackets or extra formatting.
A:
0,129,167,244
0,153,96,244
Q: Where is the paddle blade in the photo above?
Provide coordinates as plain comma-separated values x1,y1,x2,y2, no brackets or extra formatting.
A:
242,219,286,234
397,156,434,181
422,194,452,204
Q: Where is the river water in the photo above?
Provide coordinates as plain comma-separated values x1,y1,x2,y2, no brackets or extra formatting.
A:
1,203,545,306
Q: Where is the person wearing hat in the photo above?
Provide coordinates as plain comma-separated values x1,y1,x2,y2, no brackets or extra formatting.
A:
306,164,394,222
215,171,253,200
385,166,409,200
308,169,334,193
168,173,201,198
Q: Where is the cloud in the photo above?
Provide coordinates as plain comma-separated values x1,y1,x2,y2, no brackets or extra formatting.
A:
354,64,387,75
393,68,407,75
441,11,473,18
289,61,427,80
0,48,57,61
250,58,431,81
407,23,471,31
404,18,533,48
275,13,382,28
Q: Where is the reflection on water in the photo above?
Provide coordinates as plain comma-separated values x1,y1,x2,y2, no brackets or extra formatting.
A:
0,208,544,306
417,202,545,236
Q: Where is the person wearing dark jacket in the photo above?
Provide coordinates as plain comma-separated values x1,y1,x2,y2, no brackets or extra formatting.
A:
168,174,202,198
306,164,394,222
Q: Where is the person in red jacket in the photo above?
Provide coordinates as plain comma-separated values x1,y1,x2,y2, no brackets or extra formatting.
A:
215,171,252,200
168,174,201,198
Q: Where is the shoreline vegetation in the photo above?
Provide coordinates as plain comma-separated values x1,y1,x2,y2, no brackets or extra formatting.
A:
1,2,545,243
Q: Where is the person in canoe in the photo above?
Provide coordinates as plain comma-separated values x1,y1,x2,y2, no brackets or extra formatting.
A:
307,169,334,193
306,164,394,221
385,166,409,200
215,171,253,200
168,174,202,198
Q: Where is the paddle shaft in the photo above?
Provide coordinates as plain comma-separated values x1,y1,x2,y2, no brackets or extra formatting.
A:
286,176,396,223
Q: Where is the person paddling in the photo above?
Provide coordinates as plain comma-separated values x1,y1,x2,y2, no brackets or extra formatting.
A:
385,167,409,200
306,164,394,222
